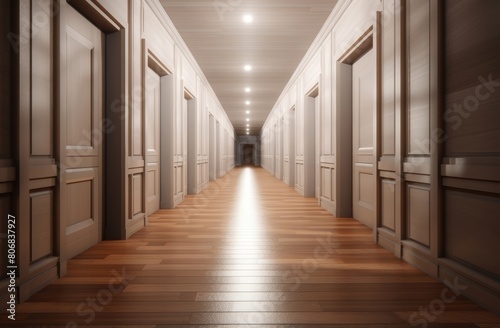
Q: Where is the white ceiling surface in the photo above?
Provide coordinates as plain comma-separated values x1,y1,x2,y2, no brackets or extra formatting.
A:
159,0,338,135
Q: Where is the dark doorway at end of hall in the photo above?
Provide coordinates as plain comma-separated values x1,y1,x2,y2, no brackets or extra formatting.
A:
243,144,255,166
236,135,260,167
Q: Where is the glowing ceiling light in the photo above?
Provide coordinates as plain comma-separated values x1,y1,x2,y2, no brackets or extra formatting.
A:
245,87,251,93
243,14,253,23
245,101,251,105
244,65,252,72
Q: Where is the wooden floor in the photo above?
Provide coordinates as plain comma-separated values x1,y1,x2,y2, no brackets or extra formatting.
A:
3,167,500,327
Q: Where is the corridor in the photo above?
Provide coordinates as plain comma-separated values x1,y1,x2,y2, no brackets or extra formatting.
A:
6,167,499,327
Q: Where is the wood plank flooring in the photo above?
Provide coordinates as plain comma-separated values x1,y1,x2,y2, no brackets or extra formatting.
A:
3,167,500,327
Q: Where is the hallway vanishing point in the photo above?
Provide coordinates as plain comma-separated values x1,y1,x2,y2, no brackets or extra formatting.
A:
5,167,500,327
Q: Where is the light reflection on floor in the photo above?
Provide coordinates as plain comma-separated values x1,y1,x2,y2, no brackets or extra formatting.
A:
225,167,269,286
227,168,266,262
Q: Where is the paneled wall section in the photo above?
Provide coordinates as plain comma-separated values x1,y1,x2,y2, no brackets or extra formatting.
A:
260,0,500,314
7,0,235,303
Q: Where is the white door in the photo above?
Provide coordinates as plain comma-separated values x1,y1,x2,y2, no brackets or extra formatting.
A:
315,95,320,199
209,114,216,180
145,67,161,215
274,123,279,177
352,48,376,228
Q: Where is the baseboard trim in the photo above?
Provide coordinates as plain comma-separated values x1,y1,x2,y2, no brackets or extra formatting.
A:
127,216,145,239
401,243,439,278
439,260,500,316
320,197,335,215
197,181,209,194
173,193,183,207
18,266,58,302
377,231,401,258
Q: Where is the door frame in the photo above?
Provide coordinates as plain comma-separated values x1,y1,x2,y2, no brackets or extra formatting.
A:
280,115,285,180
304,84,319,198
287,106,296,187
142,40,172,217
336,24,380,241
216,120,221,178
184,88,197,195
209,114,216,180
273,122,278,177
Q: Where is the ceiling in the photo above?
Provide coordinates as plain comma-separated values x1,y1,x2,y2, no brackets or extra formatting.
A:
159,0,338,136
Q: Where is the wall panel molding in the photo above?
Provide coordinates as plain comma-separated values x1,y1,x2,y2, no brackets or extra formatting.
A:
14,0,60,302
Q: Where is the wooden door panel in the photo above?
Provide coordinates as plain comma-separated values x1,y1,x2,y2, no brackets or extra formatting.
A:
353,51,375,160
321,167,332,200
315,95,320,198
352,49,375,228
296,162,304,191
65,27,94,152
285,160,289,180
146,68,160,157
65,168,99,259
357,78,374,152
146,163,159,215
66,178,92,227
60,2,103,261
175,165,183,196
353,163,375,228
131,173,143,217
30,190,54,262
145,67,160,215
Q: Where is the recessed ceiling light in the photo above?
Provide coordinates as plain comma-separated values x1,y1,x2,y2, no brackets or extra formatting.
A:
247,132,250,135
245,87,251,93
245,101,251,105
246,111,250,114
246,118,250,122
243,14,253,23
246,124,249,127
244,65,252,72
